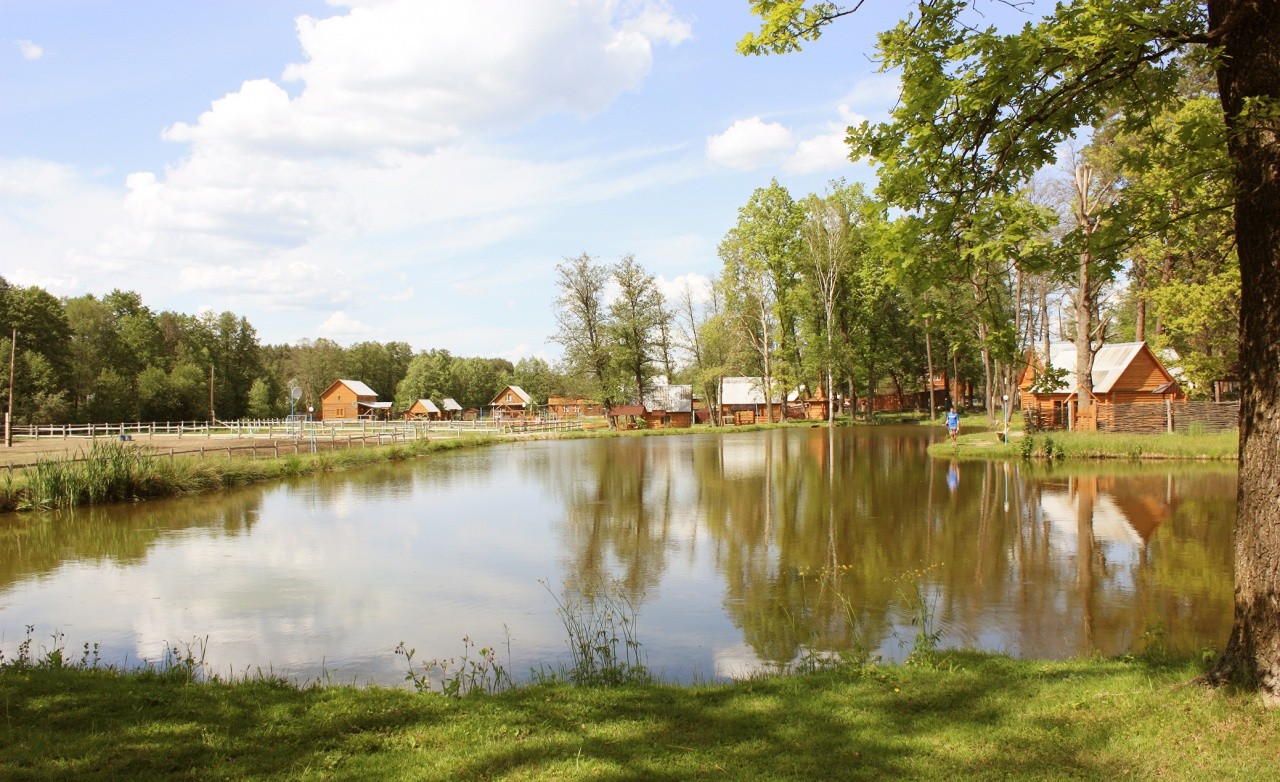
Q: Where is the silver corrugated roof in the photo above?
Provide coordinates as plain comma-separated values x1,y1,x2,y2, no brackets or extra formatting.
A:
719,377,781,405
339,379,379,397
643,384,693,413
1038,342,1164,394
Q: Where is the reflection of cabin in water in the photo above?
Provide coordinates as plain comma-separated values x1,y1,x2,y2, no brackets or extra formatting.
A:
1019,342,1183,431
404,398,441,420
719,377,784,425
319,379,392,421
1039,474,1172,551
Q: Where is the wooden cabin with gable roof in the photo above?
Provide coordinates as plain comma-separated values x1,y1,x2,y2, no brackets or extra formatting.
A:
1019,341,1184,431
488,385,532,420
719,376,783,425
404,398,441,420
319,379,392,421
642,383,694,428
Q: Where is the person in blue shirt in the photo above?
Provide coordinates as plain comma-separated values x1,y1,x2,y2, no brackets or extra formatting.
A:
945,407,960,444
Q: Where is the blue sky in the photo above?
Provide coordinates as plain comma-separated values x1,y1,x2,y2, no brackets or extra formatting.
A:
3,1,920,360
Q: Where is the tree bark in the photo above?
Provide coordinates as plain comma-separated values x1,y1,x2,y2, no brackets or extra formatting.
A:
1208,0,1280,707
1073,165,1098,431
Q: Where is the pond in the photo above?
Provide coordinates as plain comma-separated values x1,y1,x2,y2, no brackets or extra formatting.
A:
0,426,1237,685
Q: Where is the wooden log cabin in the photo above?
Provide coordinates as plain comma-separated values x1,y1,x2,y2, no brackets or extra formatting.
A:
488,385,532,420
1018,342,1184,431
546,396,604,418
404,398,441,420
319,379,392,421
641,384,694,428
718,377,783,425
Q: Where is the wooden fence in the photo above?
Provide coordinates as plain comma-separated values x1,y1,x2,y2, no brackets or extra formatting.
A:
1027,400,1240,434
2,416,590,473
10,416,589,441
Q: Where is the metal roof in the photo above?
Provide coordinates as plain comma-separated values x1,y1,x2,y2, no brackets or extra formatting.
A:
441,398,463,411
643,384,693,413
719,377,782,406
416,399,440,413
1038,342,1171,394
339,379,379,397
359,400,393,409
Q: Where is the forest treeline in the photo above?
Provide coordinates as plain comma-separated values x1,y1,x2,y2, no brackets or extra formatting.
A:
553,58,1238,420
0,278,578,425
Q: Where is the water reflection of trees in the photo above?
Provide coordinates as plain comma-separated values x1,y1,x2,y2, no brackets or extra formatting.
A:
515,428,1236,668
676,431,1225,664
0,487,264,592
702,427,946,666
540,438,682,599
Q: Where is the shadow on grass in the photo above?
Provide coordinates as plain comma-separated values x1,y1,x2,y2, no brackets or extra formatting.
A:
417,655,1145,781
0,653,1232,781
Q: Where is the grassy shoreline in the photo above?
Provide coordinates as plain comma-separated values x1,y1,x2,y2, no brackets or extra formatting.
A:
928,428,1239,462
0,434,506,514
1,650,1274,780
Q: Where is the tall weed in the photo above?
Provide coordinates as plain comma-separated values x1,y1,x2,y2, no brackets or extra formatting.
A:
539,579,650,686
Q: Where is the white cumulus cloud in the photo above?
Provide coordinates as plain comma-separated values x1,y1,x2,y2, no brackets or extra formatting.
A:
786,129,853,173
166,0,690,155
98,0,693,316
317,311,374,340
16,40,43,60
705,117,794,170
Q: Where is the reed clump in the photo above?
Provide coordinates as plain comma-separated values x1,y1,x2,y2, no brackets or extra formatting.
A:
0,435,498,513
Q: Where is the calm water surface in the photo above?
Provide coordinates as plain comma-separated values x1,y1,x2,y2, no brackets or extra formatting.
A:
0,427,1236,684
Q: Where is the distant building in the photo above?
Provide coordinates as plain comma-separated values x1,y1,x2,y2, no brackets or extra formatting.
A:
488,385,532,420
607,404,647,428
719,377,783,425
319,379,392,421
642,383,694,428
441,398,463,420
546,396,604,418
404,398,441,420
790,384,833,420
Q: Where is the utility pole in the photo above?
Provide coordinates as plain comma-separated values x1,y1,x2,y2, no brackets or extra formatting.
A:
209,364,215,424
5,328,14,448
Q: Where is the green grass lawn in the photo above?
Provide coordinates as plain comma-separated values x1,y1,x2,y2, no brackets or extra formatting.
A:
1,652,1274,781
928,428,1238,462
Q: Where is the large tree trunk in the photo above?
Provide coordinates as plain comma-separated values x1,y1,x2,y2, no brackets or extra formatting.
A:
1209,0,1280,707
1074,247,1095,430
1072,165,1098,432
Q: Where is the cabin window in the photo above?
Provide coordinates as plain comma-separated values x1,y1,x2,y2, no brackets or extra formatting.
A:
507,393,513,402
